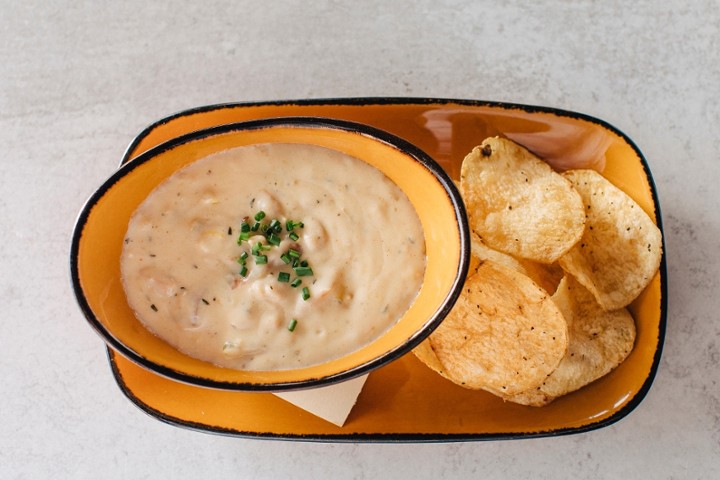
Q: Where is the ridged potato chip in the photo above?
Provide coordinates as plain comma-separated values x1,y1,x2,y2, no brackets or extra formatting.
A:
417,259,568,396
558,169,662,310
503,275,636,406
460,137,585,263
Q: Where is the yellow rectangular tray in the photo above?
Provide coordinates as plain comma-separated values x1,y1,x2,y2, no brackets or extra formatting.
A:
108,98,666,441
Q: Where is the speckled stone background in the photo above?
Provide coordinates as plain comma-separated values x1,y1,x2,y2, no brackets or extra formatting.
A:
2,1,719,478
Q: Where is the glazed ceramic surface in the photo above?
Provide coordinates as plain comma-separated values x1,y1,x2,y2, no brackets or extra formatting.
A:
107,98,665,441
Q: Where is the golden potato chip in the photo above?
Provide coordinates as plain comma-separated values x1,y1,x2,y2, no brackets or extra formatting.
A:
460,137,585,263
558,169,663,310
471,231,564,294
421,259,568,395
503,275,636,406
470,232,525,275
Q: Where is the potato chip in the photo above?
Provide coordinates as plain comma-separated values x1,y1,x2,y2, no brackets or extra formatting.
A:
471,232,564,294
470,232,525,275
419,259,568,395
417,235,564,390
503,275,636,406
460,137,585,263
558,169,662,310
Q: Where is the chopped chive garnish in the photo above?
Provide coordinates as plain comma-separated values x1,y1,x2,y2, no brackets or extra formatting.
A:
232,213,315,301
267,232,281,246
287,220,304,230
252,242,271,254
288,318,298,332
293,266,313,277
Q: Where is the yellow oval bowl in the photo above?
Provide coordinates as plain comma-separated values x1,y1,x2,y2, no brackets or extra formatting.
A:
71,117,470,390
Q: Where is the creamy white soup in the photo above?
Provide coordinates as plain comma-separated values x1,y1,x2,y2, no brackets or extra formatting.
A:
121,143,426,370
